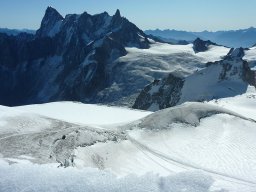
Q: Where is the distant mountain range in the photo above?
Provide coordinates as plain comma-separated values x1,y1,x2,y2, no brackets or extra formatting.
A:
145,28,256,48
0,28,35,36
0,7,255,109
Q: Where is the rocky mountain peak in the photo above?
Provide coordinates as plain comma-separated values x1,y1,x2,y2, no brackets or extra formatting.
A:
0,7,152,106
114,9,121,18
111,9,123,27
193,38,216,53
45,6,62,17
36,6,63,38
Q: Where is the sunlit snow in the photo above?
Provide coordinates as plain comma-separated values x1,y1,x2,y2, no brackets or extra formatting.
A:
0,100,256,191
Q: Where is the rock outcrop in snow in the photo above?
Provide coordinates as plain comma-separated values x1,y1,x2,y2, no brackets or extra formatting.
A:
133,74,184,110
133,102,255,130
192,38,217,53
133,48,256,111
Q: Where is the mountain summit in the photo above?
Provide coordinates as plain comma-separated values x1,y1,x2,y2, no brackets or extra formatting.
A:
0,7,150,106
36,6,64,37
0,7,254,108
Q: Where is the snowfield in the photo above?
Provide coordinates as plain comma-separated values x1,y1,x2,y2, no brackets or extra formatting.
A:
16,102,152,126
208,86,256,120
118,42,230,77
100,42,231,106
0,99,256,192
0,160,217,192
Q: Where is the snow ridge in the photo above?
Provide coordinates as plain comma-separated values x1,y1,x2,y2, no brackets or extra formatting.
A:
131,102,255,130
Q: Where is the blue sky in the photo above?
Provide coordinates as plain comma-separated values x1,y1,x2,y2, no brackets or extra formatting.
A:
0,0,255,31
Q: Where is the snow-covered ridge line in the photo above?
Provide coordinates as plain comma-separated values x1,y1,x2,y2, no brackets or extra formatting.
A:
15,102,152,126
133,102,256,130
133,47,256,111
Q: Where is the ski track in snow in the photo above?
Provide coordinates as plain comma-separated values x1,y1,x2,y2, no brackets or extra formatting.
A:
1,100,256,191
128,132,256,187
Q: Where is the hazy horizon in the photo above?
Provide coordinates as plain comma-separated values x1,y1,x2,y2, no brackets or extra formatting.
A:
0,0,255,31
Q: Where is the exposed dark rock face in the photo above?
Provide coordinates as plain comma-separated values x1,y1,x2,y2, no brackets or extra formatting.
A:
36,6,64,38
225,47,245,59
0,8,150,106
0,33,19,69
220,48,255,85
133,74,184,110
193,38,216,53
242,60,256,87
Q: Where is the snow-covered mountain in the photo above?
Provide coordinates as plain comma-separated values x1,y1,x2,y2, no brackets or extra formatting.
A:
1,6,256,192
133,47,256,111
145,27,256,48
0,7,230,107
1,32,256,190
0,7,150,106
1,99,256,191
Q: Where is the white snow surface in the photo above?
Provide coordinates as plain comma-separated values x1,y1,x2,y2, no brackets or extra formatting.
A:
16,102,152,126
244,46,256,62
135,102,254,130
0,159,220,192
1,101,256,191
208,86,256,120
177,58,249,104
119,43,230,76
243,46,256,70
0,106,52,135
124,43,229,61
95,42,230,105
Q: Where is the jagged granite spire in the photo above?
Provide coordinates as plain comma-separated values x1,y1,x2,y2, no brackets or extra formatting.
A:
111,9,123,27
0,8,152,106
36,6,64,38
114,9,121,17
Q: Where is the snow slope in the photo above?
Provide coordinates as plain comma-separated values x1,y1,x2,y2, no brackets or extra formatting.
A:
0,102,150,164
133,48,253,112
0,105,59,136
0,160,217,192
178,58,249,104
16,102,152,126
208,86,256,120
127,103,256,184
1,102,256,191
100,41,230,106
118,42,230,76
